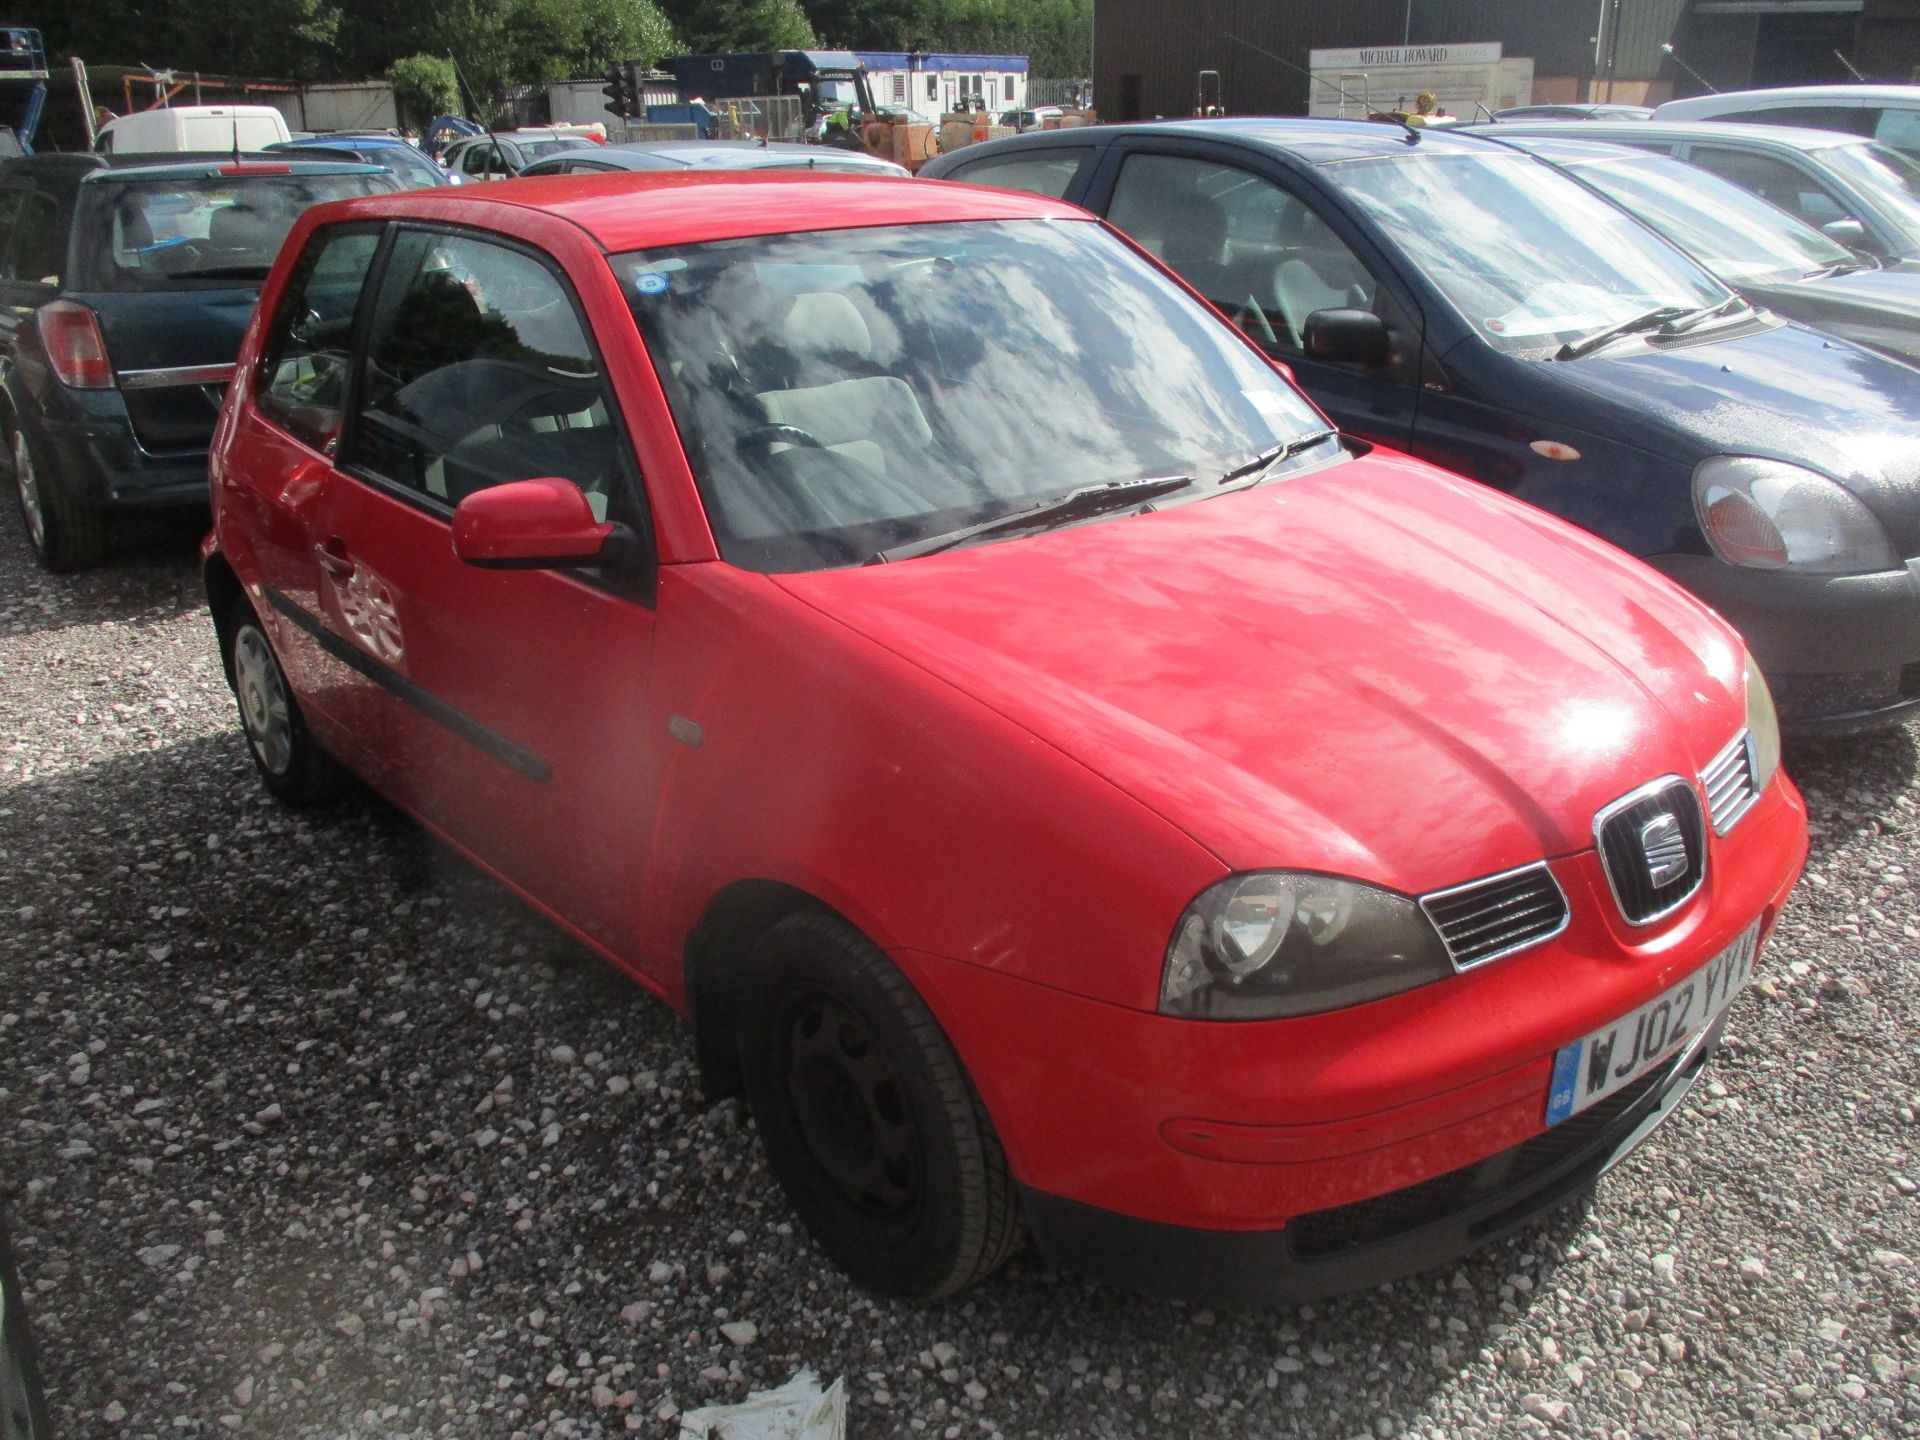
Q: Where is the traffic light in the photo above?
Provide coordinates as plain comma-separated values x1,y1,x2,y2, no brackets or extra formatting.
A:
602,63,634,120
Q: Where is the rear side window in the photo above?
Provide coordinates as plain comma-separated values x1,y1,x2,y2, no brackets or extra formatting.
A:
11,193,63,285
944,148,1090,199
256,223,382,453
349,229,627,519
1872,108,1920,158
73,172,394,291
1735,105,1873,137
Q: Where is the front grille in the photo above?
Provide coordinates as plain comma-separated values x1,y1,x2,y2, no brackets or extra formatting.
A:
1595,777,1706,926
1700,731,1757,835
1420,863,1569,969
1286,1058,1678,1260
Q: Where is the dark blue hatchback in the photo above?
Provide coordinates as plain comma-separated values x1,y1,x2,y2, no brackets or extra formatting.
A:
0,153,395,569
924,119,1920,732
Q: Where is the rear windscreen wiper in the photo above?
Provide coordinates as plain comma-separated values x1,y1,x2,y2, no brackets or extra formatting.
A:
165,265,273,281
869,473,1193,564
1554,306,1694,361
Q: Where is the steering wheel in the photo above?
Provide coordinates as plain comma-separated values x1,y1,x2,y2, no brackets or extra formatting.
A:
737,422,828,454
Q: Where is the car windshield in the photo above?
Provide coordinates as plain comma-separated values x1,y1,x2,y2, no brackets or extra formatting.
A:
519,138,576,161
362,144,444,187
1329,150,1731,354
1821,141,1920,242
1568,152,1853,283
76,171,392,290
619,219,1329,572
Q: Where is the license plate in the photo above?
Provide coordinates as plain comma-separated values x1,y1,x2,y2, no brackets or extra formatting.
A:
1544,920,1760,1126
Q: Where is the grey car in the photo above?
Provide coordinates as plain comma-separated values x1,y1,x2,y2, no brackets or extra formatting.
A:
517,140,908,178
1489,133,1920,368
1472,119,1920,262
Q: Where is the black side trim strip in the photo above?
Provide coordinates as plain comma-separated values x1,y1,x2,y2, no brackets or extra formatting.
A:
264,587,552,783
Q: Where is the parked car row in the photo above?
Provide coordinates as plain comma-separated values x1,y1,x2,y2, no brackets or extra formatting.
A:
9,99,1920,1309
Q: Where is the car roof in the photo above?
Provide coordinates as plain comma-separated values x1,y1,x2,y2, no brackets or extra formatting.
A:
1659,84,1920,111
536,140,904,172
84,156,390,183
944,116,1518,167
1469,118,1865,151
313,170,1084,250
1484,134,1666,165
281,133,411,148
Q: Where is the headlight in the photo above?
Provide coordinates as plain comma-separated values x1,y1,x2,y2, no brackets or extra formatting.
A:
1745,652,1782,793
1693,456,1898,574
1160,872,1454,1020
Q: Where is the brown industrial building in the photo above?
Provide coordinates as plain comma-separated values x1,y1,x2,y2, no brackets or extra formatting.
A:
1094,1,1920,120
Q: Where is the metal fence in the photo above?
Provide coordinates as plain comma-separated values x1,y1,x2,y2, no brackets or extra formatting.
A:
708,94,806,142
1029,77,1092,108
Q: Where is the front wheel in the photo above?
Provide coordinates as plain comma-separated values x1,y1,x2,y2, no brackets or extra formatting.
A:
225,600,345,806
738,914,1021,1300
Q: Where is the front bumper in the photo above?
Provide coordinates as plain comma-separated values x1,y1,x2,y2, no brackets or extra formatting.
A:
1020,1012,1725,1306
1649,553,1920,731
894,778,1807,1300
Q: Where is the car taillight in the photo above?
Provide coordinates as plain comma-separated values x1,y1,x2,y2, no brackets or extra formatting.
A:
37,301,114,389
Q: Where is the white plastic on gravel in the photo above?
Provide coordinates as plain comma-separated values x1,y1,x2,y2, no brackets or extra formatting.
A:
1,521,1916,1438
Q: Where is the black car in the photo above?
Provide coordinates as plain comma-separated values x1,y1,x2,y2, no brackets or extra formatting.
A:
0,1213,48,1440
1489,133,1920,368
924,119,1920,731
0,152,397,569
1476,118,1920,262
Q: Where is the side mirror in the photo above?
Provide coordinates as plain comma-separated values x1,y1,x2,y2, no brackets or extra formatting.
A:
1303,307,1390,365
452,477,615,569
1821,217,1872,250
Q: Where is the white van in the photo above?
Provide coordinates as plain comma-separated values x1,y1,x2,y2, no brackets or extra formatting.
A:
95,105,291,155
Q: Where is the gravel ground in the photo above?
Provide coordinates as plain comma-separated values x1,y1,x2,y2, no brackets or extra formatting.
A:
1,516,1917,1440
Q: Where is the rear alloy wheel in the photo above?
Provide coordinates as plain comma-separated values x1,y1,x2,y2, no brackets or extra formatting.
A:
226,600,345,806
738,913,1021,1300
9,421,104,572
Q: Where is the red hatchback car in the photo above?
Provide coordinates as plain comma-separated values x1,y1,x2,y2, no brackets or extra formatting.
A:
202,174,1808,1304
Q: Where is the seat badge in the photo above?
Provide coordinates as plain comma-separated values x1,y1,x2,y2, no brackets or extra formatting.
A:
1639,812,1688,888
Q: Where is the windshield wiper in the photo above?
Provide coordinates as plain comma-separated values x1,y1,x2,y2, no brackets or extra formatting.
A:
1804,258,1871,279
1215,429,1341,490
868,473,1194,564
1554,306,1694,361
1661,294,1750,334
165,265,273,281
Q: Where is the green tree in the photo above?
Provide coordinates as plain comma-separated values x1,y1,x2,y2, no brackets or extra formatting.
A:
656,0,814,53
387,53,460,125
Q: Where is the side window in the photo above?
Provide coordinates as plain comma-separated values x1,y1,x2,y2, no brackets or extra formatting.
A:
947,148,1090,199
0,188,27,282
462,144,495,178
350,229,627,519
12,194,63,285
1686,146,1850,227
1107,153,1379,355
256,224,383,453
1872,108,1920,159
1741,105,1874,138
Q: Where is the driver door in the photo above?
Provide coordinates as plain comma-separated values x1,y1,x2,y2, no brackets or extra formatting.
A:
308,224,659,953
1085,143,1424,447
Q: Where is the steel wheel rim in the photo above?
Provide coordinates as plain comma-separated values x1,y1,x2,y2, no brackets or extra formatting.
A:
11,432,43,554
784,993,920,1218
233,626,293,776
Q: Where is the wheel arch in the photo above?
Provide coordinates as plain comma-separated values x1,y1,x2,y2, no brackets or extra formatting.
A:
203,552,248,686
682,878,842,1099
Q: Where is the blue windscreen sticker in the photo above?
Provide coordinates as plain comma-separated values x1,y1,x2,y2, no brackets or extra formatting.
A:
634,272,669,296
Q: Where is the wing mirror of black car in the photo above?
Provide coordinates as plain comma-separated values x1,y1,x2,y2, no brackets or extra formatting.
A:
1303,308,1390,365
1821,217,1873,252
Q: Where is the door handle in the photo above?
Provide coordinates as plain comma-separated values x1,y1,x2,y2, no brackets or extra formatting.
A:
312,537,355,580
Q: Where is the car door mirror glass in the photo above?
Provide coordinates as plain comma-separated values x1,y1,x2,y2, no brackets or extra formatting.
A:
451,475,616,569
1303,308,1388,365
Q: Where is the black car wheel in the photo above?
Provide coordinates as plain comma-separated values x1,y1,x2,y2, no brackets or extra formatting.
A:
0,1222,50,1440
738,913,1021,1300
225,600,346,806
7,418,104,572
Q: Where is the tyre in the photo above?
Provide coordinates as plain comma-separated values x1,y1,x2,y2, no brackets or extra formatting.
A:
737,913,1021,1300
225,599,346,806
0,1221,50,1440
8,418,104,572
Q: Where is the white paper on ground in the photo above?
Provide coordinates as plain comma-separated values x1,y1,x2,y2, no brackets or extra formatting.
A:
677,1370,847,1440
